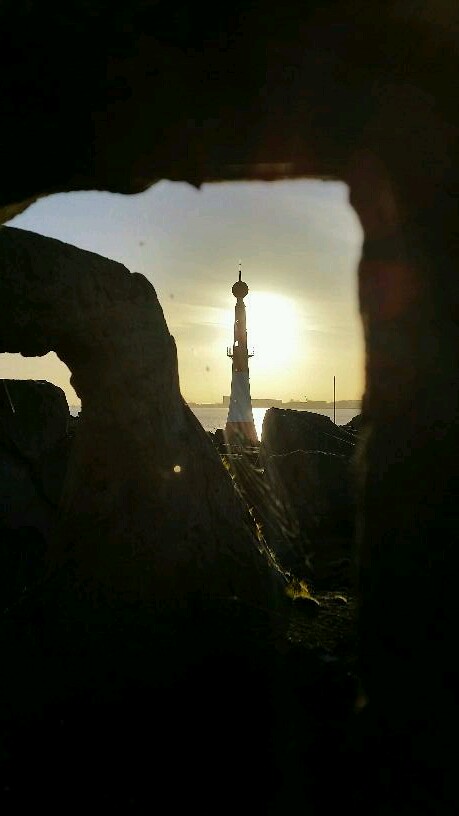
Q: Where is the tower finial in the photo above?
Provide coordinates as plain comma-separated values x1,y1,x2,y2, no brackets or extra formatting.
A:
238,260,242,282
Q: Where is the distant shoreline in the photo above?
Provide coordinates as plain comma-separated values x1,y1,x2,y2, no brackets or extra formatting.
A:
188,400,361,410
69,399,361,417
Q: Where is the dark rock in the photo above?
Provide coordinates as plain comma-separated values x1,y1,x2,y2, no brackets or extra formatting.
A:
292,595,320,616
0,446,53,534
258,410,355,586
261,408,356,458
0,228,289,811
0,379,72,540
0,2,457,810
0,379,69,461
344,413,364,435
261,449,354,586
214,427,226,447
0,380,74,614
38,431,74,506
207,428,226,451
0,2,454,226
0,224,285,679
0,525,47,612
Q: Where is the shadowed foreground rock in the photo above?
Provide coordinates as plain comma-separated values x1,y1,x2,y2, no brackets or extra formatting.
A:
0,379,71,608
1,3,459,810
0,379,69,464
0,226,281,610
220,410,356,588
0,227,288,810
262,450,354,587
247,411,355,586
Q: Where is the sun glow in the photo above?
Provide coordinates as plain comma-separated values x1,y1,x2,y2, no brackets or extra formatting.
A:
245,291,299,370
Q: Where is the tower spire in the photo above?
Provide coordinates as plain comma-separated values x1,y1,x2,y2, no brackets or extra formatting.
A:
225,266,258,445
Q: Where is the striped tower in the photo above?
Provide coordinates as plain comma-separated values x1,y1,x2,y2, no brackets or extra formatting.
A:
225,267,258,445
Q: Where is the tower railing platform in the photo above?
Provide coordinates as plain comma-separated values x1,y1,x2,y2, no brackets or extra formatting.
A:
227,346,254,358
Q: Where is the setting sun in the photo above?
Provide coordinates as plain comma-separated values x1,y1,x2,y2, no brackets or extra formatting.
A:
245,291,299,371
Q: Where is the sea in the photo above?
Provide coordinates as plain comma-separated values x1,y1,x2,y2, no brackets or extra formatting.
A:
189,405,360,440
70,404,360,439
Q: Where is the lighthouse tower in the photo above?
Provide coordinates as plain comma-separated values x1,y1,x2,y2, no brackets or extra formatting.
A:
225,267,258,445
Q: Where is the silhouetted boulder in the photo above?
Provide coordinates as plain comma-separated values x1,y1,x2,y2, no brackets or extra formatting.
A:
0,379,69,460
207,427,226,450
0,380,73,605
243,409,358,585
0,379,71,515
344,413,363,436
0,444,53,535
0,226,285,703
0,227,290,811
1,3,458,809
261,408,356,458
0,227,283,610
262,450,354,586
214,427,226,447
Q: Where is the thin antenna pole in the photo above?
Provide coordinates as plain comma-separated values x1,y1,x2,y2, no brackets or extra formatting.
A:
333,376,336,424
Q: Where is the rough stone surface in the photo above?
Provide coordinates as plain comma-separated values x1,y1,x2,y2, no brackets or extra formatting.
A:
261,450,354,585
0,3,457,220
261,408,356,458
0,379,69,462
0,226,289,810
347,134,459,809
343,413,363,436
0,380,72,608
0,3,458,809
0,446,52,534
0,226,282,613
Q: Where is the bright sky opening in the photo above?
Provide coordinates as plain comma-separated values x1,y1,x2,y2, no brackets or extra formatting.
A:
1,179,364,406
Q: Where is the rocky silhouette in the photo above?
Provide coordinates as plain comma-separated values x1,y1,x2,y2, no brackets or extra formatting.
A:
0,227,290,810
0,380,72,608
0,2,458,812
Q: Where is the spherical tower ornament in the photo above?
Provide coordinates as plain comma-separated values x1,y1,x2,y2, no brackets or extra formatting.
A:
232,268,249,299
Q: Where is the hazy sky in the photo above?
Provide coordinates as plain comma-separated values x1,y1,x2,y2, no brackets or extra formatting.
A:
2,179,364,405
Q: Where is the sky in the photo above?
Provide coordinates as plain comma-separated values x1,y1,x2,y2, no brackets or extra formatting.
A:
2,179,364,406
